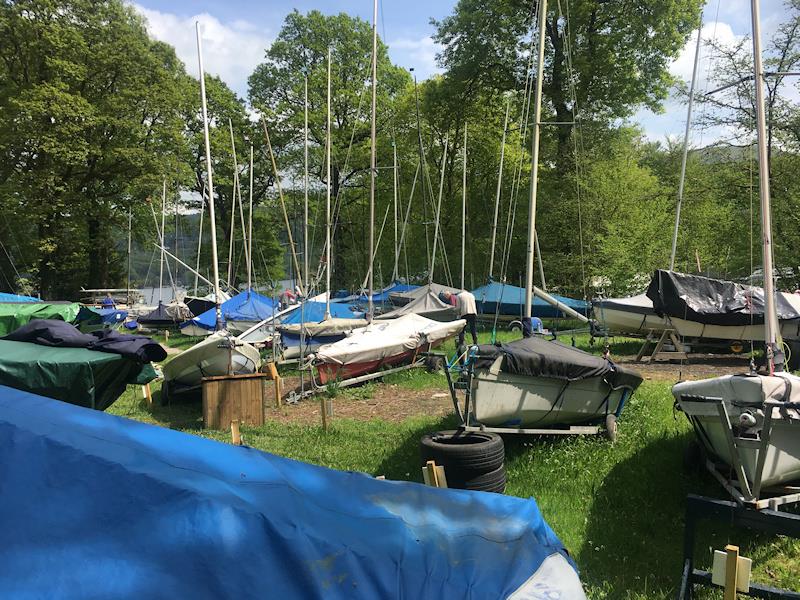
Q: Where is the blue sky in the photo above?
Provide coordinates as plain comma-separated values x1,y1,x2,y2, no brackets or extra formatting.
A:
131,0,792,143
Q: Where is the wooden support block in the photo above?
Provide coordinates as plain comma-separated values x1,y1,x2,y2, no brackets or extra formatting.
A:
422,460,448,488
142,384,153,405
230,420,242,445
263,362,279,379
712,545,751,596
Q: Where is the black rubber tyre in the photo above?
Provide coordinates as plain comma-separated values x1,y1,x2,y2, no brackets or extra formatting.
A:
605,414,618,443
461,465,506,494
420,430,505,480
424,355,444,372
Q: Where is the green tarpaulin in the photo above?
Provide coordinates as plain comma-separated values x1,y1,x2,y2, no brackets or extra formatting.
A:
0,303,80,336
0,340,154,410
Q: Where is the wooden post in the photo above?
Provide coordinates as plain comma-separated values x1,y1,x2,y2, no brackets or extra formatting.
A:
230,420,242,445
422,460,448,488
263,362,282,407
724,545,739,600
164,329,169,344
142,384,153,405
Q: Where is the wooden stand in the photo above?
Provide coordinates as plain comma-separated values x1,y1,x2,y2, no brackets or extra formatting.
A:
202,373,267,430
422,460,448,488
636,329,688,362
262,362,283,408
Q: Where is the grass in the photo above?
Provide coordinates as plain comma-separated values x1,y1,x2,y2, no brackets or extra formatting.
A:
108,325,798,598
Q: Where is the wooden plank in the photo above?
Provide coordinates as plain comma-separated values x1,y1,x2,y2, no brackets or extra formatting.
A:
142,384,153,405
724,545,739,600
231,420,242,445
202,374,266,429
263,362,279,380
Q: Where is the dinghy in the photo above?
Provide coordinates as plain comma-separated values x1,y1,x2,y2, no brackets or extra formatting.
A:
466,337,642,433
277,301,367,359
592,293,668,335
162,330,260,390
672,0,800,505
313,314,464,384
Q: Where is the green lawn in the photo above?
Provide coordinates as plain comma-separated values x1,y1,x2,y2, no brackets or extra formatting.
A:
107,326,798,598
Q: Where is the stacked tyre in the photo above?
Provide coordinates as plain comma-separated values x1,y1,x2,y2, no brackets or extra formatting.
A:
419,430,506,493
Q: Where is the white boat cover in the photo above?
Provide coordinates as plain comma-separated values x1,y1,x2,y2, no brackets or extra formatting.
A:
388,282,460,306
315,314,465,366
673,373,800,410
379,285,460,321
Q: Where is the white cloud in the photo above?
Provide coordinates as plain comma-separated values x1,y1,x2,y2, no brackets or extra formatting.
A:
132,4,270,98
389,36,442,79
670,21,742,90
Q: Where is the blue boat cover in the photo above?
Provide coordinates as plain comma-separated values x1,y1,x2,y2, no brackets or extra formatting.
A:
0,292,39,303
0,385,583,599
280,300,364,325
76,306,128,326
331,283,420,304
473,282,589,319
181,290,278,332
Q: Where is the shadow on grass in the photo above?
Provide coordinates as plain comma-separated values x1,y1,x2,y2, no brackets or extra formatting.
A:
147,387,204,431
577,430,716,596
373,414,460,482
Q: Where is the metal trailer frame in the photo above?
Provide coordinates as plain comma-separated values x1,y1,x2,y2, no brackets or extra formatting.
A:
680,394,800,510
431,350,618,439
678,494,800,599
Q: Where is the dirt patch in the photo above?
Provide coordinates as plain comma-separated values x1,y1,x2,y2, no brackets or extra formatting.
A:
615,353,752,382
264,375,455,426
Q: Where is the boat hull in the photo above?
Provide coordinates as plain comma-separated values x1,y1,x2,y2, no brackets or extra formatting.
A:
594,306,668,335
674,376,800,489
471,369,629,428
667,316,800,343
163,331,261,388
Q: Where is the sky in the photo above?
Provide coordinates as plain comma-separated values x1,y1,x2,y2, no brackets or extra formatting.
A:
131,0,794,144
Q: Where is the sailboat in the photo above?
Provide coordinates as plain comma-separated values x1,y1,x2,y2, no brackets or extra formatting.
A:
672,0,800,505
162,23,260,394
457,0,643,436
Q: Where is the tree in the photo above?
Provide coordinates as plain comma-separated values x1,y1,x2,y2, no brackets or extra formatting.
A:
248,10,410,288
0,0,189,297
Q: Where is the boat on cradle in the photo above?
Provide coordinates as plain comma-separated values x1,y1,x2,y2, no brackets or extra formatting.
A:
312,314,465,384
386,281,458,308
0,301,80,336
184,289,231,320
0,385,587,598
277,301,367,359
180,289,277,337
162,330,261,390
592,293,669,335
673,374,800,490
647,269,800,344
378,283,460,321
137,299,193,328
473,280,590,323
465,336,642,434
74,306,128,333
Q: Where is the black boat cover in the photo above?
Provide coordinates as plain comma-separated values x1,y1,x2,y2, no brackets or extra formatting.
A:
646,270,800,326
3,319,167,363
474,336,643,390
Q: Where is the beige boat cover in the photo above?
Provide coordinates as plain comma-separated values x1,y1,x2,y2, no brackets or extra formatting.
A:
280,317,369,337
314,314,465,366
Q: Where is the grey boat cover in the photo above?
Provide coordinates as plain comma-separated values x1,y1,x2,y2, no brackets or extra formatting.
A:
474,337,643,390
592,293,656,316
646,270,800,326
388,282,460,307
379,284,460,321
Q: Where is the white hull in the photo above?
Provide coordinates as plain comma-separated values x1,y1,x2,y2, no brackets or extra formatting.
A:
668,316,800,343
471,369,629,428
595,306,668,335
180,323,213,337
674,375,800,489
163,331,261,388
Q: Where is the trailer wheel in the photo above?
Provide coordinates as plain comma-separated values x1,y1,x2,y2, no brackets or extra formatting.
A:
424,355,444,372
604,414,618,442
509,321,522,333
420,430,504,483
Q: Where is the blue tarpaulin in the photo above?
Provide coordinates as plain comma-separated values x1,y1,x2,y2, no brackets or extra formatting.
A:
472,281,590,319
0,292,40,303
181,290,277,332
0,385,584,599
332,282,421,304
280,300,364,325
76,306,128,327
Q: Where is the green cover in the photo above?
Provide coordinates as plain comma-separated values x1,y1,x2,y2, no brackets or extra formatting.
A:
0,340,144,410
0,302,80,336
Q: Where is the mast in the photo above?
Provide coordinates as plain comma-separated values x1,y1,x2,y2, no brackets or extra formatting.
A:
174,186,179,291
670,12,703,271
196,22,222,329
159,178,166,304
489,99,510,281
751,0,782,372
126,207,132,305
368,0,377,321
392,141,399,281
428,136,448,285
248,145,254,293
228,118,249,292
524,0,547,326
325,47,332,320
303,75,309,294
194,187,205,297
461,124,467,290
